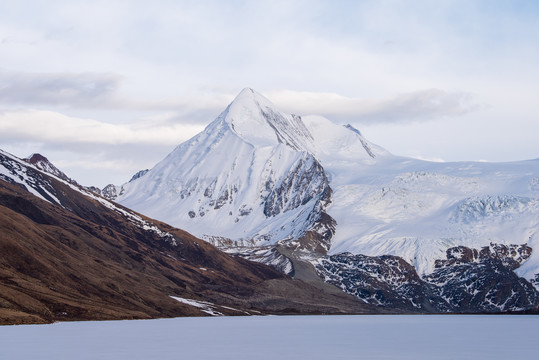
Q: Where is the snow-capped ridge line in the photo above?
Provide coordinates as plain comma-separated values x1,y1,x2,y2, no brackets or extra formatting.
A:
1,148,178,246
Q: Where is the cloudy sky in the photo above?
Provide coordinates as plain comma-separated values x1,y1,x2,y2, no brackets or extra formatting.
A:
1,0,538,187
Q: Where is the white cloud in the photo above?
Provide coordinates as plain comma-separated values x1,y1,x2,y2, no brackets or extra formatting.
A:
267,89,479,124
0,69,479,126
0,0,538,187
0,69,234,118
0,109,204,146
0,70,120,106
0,109,207,187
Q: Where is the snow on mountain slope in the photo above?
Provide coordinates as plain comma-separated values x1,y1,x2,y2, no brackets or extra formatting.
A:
224,88,315,151
118,88,380,255
325,157,539,276
301,116,389,165
1,149,64,205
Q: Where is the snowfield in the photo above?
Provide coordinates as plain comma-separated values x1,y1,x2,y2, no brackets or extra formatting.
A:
1,315,537,359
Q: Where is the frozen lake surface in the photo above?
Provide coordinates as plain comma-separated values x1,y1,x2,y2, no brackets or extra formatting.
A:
1,315,538,359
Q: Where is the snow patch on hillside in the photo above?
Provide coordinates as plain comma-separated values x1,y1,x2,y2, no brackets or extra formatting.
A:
169,296,223,316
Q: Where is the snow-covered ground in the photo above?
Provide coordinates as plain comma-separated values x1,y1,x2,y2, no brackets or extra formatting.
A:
1,315,537,359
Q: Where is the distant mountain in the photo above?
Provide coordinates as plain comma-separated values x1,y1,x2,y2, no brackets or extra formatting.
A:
100,183,123,201
115,88,539,313
93,169,149,201
0,149,375,325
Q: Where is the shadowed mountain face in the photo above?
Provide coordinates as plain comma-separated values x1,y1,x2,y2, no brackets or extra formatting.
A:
0,150,377,325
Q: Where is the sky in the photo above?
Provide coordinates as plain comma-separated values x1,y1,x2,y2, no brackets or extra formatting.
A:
0,0,538,187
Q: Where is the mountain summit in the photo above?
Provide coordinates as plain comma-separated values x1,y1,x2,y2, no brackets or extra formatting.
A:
118,88,388,262
221,87,315,151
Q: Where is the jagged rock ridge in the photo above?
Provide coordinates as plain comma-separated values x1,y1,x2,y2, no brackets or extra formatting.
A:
316,244,538,313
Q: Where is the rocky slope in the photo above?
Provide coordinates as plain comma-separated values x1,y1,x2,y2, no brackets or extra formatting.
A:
315,243,538,313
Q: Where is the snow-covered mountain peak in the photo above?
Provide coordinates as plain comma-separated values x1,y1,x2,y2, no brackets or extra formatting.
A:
228,87,272,111
300,115,390,169
224,87,279,123
117,89,392,247
219,88,314,151
117,88,338,256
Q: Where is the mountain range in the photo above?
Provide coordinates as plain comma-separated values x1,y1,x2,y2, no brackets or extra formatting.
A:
2,88,538,323
113,88,539,313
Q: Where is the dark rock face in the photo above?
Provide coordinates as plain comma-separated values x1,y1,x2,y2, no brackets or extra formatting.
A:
129,169,149,183
435,243,532,270
102,184,123,201
283,211,336,257
315,253,450,312
263,154,330,218
316,244,538,313
426,243,537,312
262,153,336,256
24,153,78,186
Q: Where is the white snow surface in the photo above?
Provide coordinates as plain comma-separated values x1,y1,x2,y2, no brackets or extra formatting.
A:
116,88,539,280
118,88,384,247
1,315,538,360
325,157,539,276
0,149,57,203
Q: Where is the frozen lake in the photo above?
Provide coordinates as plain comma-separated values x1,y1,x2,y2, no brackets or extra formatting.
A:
1,315,538,359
